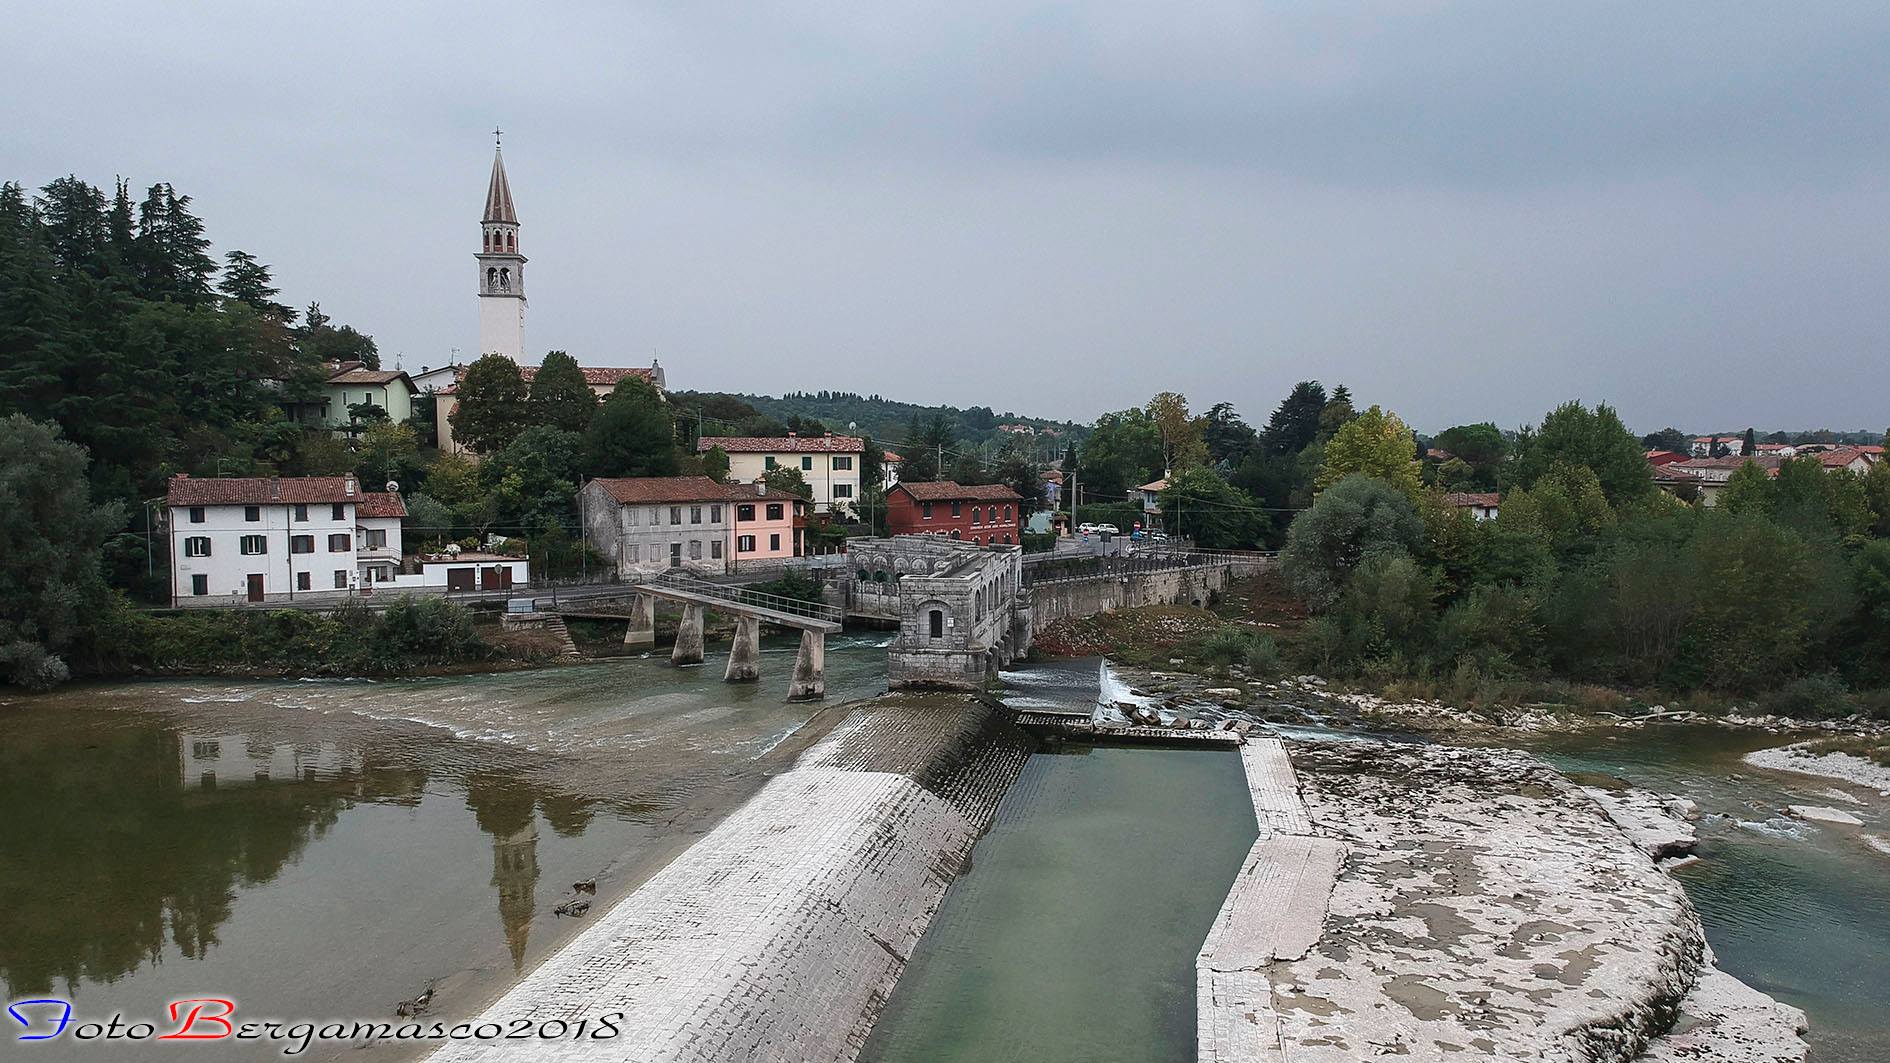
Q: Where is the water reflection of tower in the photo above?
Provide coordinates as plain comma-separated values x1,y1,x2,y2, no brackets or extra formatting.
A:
465,774,541,972
491,820,540,971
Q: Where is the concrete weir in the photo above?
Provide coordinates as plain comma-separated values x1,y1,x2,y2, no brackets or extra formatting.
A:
1199,737,1810,1063
427,695,1029,1063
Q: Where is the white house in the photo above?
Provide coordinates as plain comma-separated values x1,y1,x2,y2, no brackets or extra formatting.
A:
695,433,865,514
166,474,406,606
414,552,531,592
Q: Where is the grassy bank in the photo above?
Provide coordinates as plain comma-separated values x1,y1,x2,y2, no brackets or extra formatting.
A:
81,597,560,679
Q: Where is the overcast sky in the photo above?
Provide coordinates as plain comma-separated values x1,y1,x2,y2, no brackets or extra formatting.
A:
9,2,1888,434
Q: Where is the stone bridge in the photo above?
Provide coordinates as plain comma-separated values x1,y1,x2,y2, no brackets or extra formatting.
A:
554,572,841,699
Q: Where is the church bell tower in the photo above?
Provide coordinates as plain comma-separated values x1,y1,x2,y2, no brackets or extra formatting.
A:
476,130,527,362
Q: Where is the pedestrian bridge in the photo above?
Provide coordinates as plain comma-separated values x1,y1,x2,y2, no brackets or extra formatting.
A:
553,572,839,699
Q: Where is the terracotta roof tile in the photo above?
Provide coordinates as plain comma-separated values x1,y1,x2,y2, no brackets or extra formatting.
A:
589,477,805,505
696,435,865,454
1442,492,1501,507
355,493,408,518
893,480,1023,502
167,474,362,507
327,368,411,386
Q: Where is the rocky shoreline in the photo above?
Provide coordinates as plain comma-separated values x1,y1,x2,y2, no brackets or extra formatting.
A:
1240,737,1808,1062
1744,743,1890,795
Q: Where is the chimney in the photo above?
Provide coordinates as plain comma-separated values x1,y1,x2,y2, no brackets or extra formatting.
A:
787,431,797,438
344,474,358,496
755,480,766,496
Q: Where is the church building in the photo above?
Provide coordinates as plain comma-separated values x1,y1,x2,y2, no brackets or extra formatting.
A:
434,136,666,454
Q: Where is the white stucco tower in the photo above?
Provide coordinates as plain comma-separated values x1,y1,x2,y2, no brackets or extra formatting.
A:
476,135,527,362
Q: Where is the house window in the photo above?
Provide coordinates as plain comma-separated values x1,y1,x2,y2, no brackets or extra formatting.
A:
296,572,311,591
362,529,387,549
921,502,933,519
689,540,702,560
191,574,208,596
765,456,778,470
623,506,638,527
738,504,755,521
184,536,211,557
769,533,780,551
801,456,812,471
334,570,348,589
291,535,314,554
328,533,350,552
950,530,961,540
833,456,852,470
240,535,267,555
738,535,756,552
294,504,309,521
767,503,784,520
690,506,702,524
331,503,344,520
188,507,205,524
950,501,962,517
711,540,723,560
669,506,682,525
669,543,683,567
244,506,260,522
972,507,982,524
710,505,722,523
650,506,663,525
833,484,853,498
1004,505,1013,520
929,610,944,638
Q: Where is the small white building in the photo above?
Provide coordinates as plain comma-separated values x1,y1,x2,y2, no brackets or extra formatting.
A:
414,552,531,592
166,474,406,606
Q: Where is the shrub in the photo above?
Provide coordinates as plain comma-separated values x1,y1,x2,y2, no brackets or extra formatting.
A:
1756,673,1856,720
1244,635,1283,678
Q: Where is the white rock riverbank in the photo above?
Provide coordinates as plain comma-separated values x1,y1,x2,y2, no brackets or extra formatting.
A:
1746,742,1890,794
1203,737,1808,1062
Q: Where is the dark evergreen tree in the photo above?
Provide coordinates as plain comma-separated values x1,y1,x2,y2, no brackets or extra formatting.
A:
529,350,595,434
581,376,679,477
1262,381,1326,456
449,354,530,454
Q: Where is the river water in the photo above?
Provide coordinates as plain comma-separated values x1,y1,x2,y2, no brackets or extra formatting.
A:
0,634,892,1061
866,663,1890,1063
7,647,1887,1062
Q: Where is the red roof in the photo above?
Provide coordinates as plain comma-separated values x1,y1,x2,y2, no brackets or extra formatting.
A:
436,365,655,396
1816,447,1867,467
893,480,1024,503
167,474,363,507
355,493,408,518
1644,450,1689,465
696,435,865,454
327,366,411,387
589,477,805,505
1442,492,1501,508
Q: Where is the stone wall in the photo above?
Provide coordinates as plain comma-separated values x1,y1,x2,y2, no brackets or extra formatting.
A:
427,696,1031,1063
1029,562,1244,634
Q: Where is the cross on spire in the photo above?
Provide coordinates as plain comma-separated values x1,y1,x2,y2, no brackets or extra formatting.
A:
493,125,503,148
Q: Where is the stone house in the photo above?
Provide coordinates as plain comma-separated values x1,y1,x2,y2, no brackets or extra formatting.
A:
580,477,809,579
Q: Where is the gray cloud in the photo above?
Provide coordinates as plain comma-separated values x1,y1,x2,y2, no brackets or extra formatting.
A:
7,1,1888,432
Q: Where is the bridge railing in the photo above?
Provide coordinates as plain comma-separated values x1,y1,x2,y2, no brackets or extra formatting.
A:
1023,549,1276,587
651,571,844,624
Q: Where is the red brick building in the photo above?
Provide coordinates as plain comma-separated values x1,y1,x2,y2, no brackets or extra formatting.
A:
885,481,1025,545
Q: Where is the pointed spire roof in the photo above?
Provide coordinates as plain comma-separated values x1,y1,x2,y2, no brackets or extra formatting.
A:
483,146,518,225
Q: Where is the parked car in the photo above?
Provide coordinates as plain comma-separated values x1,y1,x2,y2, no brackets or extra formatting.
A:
1078,522,1100,535
1095,523,1120,535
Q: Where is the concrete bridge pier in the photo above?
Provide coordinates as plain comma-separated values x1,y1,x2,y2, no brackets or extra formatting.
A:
672,603,706,665
787,628,826,700
724,615,761,683
623,593,655,647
